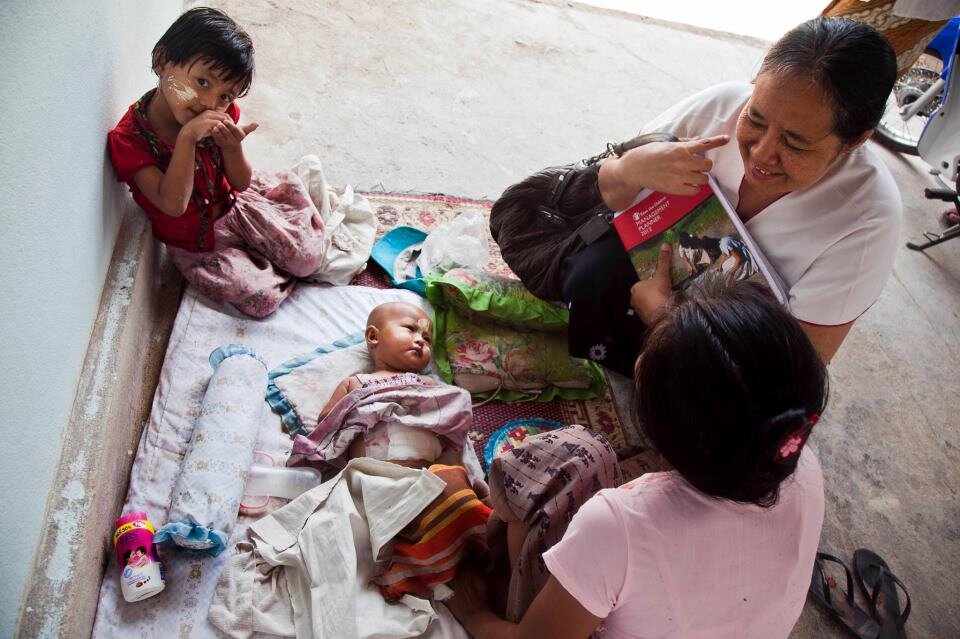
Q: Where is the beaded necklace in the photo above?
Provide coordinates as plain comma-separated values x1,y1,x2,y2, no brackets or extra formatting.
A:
132,89,224,252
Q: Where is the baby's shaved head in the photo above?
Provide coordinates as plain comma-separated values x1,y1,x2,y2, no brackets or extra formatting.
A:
367,302,430,329
364,302,434,370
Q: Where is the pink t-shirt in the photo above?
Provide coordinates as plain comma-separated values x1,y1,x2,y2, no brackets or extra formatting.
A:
543,449,824,639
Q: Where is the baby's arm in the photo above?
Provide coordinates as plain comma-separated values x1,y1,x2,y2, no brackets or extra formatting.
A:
318,377,358,421
132,111,236,217
212,119,258,192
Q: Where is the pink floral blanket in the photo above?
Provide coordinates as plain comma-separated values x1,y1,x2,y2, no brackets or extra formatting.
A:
287,376,485,486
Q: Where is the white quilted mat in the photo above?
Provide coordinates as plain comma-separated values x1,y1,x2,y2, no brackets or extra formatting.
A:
92,282,433,638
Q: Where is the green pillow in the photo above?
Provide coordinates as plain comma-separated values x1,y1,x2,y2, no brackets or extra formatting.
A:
423,268,568,332
425,269,606,402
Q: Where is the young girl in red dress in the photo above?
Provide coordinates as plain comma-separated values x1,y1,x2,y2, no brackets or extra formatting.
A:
108,7,326,317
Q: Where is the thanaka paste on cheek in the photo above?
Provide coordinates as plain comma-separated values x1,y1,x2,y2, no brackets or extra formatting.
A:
416,318,431,334
166,74,197,104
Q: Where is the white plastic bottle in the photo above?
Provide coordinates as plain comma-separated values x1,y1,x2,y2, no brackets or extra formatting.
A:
113,512,165,602
244,464,323,501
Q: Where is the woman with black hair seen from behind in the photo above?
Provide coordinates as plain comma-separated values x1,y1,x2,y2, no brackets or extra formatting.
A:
448,265,829,638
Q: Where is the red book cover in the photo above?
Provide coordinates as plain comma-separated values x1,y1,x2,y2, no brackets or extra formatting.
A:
612,176,788,305
612,186,712,253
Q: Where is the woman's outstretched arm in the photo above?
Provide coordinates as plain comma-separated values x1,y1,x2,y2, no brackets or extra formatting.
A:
447,571,602,639
799,320,854,365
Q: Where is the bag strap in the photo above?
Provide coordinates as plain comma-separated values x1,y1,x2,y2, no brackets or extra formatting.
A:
536,167,579,227
580,131,678,166
536,131,680,239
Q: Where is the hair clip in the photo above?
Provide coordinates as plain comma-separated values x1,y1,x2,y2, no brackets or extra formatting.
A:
777,432,807,459
776,413,820,460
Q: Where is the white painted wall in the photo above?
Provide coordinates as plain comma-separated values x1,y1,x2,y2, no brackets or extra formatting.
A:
0,2,180,633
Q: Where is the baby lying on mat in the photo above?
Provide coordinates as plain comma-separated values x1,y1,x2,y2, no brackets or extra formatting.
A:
287,301,490,601
321,301,444,467
289,301,480,470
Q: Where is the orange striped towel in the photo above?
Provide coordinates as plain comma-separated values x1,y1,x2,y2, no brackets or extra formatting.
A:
374,464,492,601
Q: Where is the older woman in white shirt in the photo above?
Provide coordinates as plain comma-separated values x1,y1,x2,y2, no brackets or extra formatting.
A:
564,16,901,371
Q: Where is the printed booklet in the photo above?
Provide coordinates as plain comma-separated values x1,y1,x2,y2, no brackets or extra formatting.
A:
612,175,789,306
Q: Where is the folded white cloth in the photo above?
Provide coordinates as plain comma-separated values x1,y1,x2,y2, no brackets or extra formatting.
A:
209,458,470,639
293,154,377,285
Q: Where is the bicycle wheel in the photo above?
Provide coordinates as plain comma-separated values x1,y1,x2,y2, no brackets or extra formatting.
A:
874,53,944,155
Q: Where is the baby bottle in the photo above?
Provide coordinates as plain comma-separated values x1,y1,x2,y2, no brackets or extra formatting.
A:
113,512,166,602
239,464,324,516
245,464,323,500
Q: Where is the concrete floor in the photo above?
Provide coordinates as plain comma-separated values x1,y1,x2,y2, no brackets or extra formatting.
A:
212,1,960,636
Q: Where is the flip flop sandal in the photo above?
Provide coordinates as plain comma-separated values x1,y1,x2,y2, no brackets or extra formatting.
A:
809,552,881,639
853,549,912,639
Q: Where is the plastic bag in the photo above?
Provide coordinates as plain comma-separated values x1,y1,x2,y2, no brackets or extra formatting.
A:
418,210,490,276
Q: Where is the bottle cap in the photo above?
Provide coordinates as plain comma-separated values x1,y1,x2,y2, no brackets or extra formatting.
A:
114,512,149,529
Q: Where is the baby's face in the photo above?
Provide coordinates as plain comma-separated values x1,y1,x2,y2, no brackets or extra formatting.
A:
375,308,433,371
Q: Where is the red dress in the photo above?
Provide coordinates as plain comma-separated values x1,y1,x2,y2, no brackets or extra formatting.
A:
105,91,327,318
107,90,239,252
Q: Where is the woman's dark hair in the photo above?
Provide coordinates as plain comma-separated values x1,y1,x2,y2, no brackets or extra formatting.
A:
759,17,896,144
152,7,255,97
634,275,829,507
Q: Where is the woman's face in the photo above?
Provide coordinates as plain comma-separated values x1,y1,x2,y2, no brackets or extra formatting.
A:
735,71,855,199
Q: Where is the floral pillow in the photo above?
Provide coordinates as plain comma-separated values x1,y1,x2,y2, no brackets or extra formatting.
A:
431,310,605,401
423,268,568,332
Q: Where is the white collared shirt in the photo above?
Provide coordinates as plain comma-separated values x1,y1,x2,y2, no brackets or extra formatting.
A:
642,82,902,326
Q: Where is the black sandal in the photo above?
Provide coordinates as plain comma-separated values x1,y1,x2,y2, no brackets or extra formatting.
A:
853,549,911,639
809,552,881,638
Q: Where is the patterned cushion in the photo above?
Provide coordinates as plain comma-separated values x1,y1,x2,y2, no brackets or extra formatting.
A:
154,345,267,556
266,334,371,436
424,268,568,332
428,288,605,401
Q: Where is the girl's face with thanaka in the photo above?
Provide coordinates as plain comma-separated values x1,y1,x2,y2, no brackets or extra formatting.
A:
155,56,240,127
366,303,433,372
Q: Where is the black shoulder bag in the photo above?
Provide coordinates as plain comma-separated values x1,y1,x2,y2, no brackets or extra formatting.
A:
490,132,677,301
